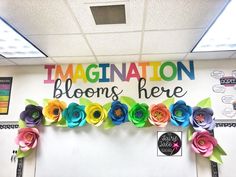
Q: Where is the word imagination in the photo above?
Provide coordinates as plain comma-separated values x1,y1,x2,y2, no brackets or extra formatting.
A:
44,61,195,83
44,61,195,100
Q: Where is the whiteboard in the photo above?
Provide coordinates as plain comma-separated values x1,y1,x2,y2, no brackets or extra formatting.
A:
35,124,197,177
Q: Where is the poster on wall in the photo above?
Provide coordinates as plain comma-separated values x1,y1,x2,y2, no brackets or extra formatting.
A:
0,77,12,115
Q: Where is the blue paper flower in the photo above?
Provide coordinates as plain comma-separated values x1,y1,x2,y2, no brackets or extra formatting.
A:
190,107,215,131
62,103,86,128
170,100,192,127
108,101,128,125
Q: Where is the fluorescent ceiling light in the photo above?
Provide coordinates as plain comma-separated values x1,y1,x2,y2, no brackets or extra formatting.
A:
192,0,236,52
0,17,47,58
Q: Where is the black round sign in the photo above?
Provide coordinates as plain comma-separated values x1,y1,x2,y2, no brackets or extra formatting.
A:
158,132,181,156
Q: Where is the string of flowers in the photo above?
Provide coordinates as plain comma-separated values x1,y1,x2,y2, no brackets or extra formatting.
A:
15,97,226,164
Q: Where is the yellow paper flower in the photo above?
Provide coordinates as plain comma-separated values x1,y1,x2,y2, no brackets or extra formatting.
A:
85,103,107,126
43,99,67,122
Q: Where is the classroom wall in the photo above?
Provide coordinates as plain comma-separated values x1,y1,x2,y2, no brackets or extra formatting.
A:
0,59,235,177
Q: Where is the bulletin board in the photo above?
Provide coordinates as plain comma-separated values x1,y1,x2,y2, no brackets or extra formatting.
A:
0,59,235,177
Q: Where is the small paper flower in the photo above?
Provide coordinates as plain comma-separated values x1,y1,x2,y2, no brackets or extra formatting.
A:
170,100,192,127
20,104,44,127
15,128,39,152
43,99,66,123
191,131,217,157
129,103,149,128
190,107,215,131
108,101,128,125
85,103,107,126
149,103,170,127
62,103,86,128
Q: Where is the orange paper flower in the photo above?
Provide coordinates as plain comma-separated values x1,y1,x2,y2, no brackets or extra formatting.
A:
149,103,171,127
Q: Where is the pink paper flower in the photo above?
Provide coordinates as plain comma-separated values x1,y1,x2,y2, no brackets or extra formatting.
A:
15,128,39,152
191,131,217,157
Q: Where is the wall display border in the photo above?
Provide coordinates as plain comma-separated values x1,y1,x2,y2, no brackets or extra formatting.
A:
0,121,23,177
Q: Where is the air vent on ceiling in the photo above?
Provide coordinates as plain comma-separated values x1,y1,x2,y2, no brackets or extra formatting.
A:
90,5,126,25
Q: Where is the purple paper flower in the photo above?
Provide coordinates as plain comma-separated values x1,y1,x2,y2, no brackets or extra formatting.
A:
20,105,44,127
190,107,215,131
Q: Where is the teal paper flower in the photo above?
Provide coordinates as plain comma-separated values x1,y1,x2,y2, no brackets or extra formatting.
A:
62,103,86,128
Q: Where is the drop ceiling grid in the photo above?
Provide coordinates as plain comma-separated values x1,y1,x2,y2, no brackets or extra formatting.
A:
86,32,141,56
26,35,94,57
144,0,230,30
0,0,81,35
142,29,206,54
52,56,97,64
8,57,56,65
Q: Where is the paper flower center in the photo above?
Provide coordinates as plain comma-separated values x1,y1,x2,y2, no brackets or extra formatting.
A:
93,111,101,118
196,114,205,123
53,108,59,115
154,112,162,119
32,111,39,119
175,110,183,117
199,140,205,145
135,110,143,118
73,112,79,117
114,108,123,117
24,133,33,142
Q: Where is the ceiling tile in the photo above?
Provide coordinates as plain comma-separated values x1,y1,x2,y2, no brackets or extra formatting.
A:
143,29,205,54
87,32,141,55
52,56,96,64
145,0,229,30
187,51,235,60
141,53,187,61
26,35,93,57
0,0,81,35
9,57,55,65
0,58,16,65
67,0,144,33
97,55,139,63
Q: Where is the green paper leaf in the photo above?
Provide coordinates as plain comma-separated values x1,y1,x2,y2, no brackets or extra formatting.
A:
103,118,115,129
196,97,211,108
79,98,92,106
56,117,67,128
18,119,26,128
103,102,111,112
215,144,227,155
144,120,153,128
24,99,39,106
42,118,54,126
16,149,32,158
162,97,175,108
120,96,136,108
187,126,194,141
209,148,223,164
43,98,50,106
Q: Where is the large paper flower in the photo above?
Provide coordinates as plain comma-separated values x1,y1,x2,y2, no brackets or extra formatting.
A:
170,100,192,127
15,128,39,152
190,107,215,131
62,103,86,128
129,103,149,128
191,131,217,157
20,104,44,127
108,101,128,125
85,103,107,126
149,103,171,127
43,99,66,122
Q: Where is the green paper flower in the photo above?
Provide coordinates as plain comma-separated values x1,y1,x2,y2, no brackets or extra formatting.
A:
129,103,149,128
